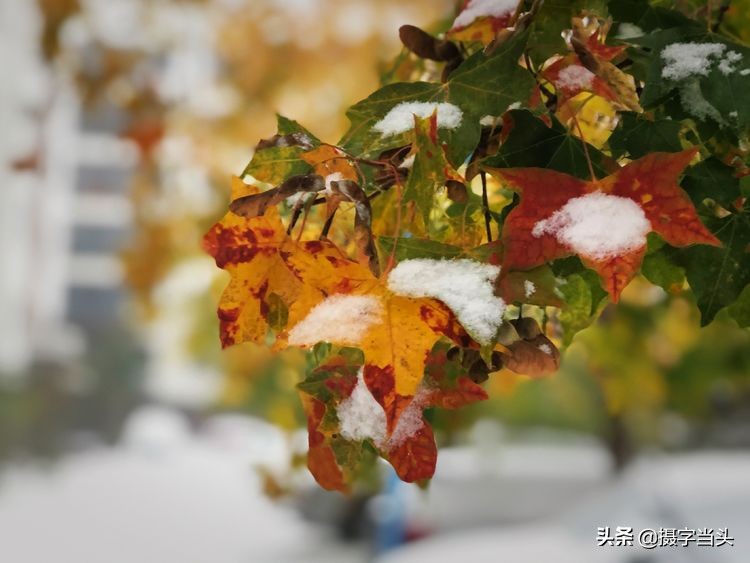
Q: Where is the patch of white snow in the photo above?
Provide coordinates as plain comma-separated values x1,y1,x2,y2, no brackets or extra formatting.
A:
532,192,651,261
288,295,382,346
452,0,520,29
387,259,504,345
373,102,463,137
556,65,596,91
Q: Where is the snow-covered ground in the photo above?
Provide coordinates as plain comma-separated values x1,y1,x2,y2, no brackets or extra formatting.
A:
0,407,366,563
2,409,748,563
380,450,750,563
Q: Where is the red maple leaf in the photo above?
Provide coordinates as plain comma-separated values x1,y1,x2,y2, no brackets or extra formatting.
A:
541,30,638,112
543,54,618,105
584,30,628,61
496,150,721,301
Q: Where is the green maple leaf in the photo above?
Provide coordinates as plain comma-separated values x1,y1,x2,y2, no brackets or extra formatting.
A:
340,32,535,166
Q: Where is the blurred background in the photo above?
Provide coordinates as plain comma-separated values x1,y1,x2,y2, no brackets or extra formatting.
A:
1,0,749,561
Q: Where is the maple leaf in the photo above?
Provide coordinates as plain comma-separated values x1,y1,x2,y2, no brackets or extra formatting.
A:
542,27,641,112
285,257,488,440
301,144,359,183
303,395,347,492
493,150,721,301
208,232,499,426
405,113,466,225
543,54,622,107
503,318,560,377
286,287,458,403
298,345,490,487
341,31,534,166
204,177,373,348
241,115,319,185
203,178,297,347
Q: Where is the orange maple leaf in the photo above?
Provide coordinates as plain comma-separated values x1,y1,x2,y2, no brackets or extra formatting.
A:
203,177,372,347
492,150,721,301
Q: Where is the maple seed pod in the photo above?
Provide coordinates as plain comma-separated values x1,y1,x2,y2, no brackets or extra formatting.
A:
230,174,325,218
399,25,460,62
446,180,469,204
510,317,543,340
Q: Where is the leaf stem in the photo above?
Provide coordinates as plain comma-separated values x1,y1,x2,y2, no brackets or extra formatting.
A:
481,171,493,243
287,207,303,235
571,116,598,183
320,209,337,240
712,0,732,32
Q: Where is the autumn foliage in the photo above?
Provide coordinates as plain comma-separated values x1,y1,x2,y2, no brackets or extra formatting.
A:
204,0,750,490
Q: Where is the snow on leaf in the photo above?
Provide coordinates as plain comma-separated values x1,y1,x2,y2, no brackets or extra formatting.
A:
337,368,387,445
387,258,505,346
556,64,596,91
531,192,651,261
298,343,493,487
524,280,536,298
448,0,521,44
661,42,731,81
341,32,533,165
639,31,750,131
288,295,383,347
452,0,519,29
558,27,642,112
373,102,463,138
496,150,720,302
284,271,461,401
404,114,466,225
204,178,374,348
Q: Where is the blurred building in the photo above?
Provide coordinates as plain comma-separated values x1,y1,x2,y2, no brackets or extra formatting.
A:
1,0,141,379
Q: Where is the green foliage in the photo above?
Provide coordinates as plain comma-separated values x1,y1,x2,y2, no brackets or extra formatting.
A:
670,212,750,325
483,110,609,178
609,112,684,158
